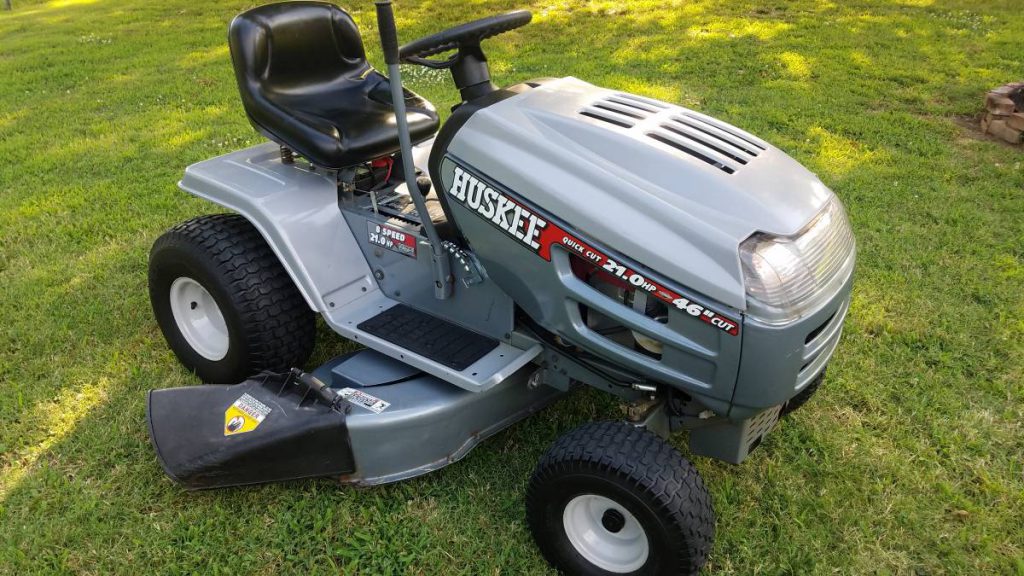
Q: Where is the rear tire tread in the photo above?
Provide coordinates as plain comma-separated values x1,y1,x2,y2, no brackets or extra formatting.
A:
150,214,315,381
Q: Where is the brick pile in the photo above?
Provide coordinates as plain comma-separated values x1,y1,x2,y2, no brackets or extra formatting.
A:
982,83,1024,145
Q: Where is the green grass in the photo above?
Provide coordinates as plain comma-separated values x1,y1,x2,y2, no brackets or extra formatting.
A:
1,0,1022,573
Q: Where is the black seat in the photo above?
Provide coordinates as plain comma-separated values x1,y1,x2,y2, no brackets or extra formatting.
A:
228,2,440,169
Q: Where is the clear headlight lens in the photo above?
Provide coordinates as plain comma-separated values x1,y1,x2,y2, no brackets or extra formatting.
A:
740,197,855,324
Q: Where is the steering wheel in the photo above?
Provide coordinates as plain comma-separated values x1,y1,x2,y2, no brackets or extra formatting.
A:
398,10,532,67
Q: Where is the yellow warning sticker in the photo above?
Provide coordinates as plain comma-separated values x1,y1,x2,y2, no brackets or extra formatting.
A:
224,393,272,436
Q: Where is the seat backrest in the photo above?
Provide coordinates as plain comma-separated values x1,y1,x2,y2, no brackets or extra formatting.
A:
229,2,368,93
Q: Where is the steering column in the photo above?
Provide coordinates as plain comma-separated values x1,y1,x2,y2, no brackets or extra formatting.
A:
450,44,496,101
398,10,532,102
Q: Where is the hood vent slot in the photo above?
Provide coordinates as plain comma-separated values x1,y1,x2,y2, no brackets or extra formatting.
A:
579,92,767,174
614,93,668,110
648,114,767,174
660,122,751,165
606,94,663,114
593,101,646,119
674,112,766,154
579,93,665,128
580,109,635,128
647,132,737,174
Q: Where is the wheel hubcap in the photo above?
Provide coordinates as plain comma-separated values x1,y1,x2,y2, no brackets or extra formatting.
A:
563,494,649,573
602,508,626,533
169,277,229,361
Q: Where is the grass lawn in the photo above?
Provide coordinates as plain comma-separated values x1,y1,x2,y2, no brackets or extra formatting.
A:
1,0,1022,573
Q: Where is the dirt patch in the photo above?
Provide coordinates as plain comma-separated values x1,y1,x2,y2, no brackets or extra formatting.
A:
951,114,1019,148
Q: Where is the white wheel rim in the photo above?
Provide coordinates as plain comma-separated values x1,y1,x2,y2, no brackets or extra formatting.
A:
563,494,649,573
169,277,229,361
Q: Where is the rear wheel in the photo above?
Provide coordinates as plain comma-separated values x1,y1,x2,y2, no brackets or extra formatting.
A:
527,421,714,576
149,214,316,383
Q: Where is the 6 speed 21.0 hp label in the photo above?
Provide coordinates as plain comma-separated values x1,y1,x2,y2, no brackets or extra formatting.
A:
444,160,740,336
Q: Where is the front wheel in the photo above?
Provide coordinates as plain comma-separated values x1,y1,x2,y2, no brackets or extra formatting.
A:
781,367,826,417
149,214,316,383
527,421,715,576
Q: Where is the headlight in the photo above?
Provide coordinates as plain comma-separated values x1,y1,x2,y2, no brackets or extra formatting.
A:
739,197,855,324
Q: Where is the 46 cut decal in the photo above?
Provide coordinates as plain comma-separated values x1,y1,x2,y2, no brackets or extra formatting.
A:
600,258,739,335
444,160,740,337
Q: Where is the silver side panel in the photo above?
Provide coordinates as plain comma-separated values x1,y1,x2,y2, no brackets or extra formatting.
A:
178,143,374,313
178,142,540,393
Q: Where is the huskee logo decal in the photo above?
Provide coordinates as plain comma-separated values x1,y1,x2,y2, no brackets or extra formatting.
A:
448,165,548,251
444,160,739,336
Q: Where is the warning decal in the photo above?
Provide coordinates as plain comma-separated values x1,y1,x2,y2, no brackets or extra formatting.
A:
443,160,740,336
367,222,417,259
224,393,272,436
338,387,390,414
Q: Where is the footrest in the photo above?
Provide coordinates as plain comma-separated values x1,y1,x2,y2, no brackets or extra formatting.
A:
326,292,543,392
357,305,498,371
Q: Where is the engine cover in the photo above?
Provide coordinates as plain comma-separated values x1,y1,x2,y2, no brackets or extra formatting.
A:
442,77,833,311
431,78,840,407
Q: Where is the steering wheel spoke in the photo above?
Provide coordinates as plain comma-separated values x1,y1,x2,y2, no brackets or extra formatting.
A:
398,10,532,62
405,53,460,70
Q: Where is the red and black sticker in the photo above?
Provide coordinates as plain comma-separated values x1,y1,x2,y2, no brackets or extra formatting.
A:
445,161,739,336
367,222,417,259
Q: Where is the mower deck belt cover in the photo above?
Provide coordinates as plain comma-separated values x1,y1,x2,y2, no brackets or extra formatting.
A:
147,373,355,489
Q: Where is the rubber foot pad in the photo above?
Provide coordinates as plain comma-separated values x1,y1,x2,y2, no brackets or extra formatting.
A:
357,304,498,371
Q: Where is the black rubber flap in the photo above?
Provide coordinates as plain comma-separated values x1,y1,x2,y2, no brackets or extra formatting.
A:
357,304,498,371
146,373,355,489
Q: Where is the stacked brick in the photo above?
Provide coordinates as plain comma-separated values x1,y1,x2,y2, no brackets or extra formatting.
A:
982,83,1024,145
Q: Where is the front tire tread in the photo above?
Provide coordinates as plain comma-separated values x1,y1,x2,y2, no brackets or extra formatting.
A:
527,421,714,576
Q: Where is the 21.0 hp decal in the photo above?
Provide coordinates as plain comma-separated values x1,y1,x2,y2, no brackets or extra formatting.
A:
445,162,739,336
367,222,417,259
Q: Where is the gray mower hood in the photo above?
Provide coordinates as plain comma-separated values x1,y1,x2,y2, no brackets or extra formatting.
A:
447,77,834,311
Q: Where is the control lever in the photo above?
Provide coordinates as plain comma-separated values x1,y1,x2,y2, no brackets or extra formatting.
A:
375,0,453,299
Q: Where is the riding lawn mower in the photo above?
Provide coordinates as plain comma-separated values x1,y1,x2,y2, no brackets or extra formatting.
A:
145,2,856,574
